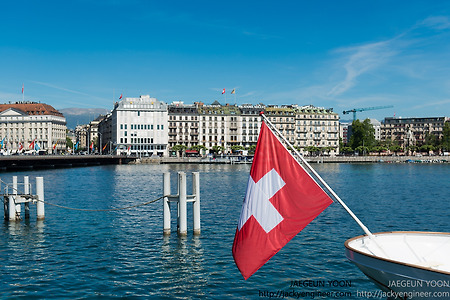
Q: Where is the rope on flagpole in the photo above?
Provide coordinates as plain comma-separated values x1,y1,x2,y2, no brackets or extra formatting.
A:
259,113,377,239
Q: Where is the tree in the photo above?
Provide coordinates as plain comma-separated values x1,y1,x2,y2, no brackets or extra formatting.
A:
442,121,450,151
171,144,187,156
248,145,257,154
371,145,388,155
304,146,320,156
231,145,245,153
210,145,225,154
341,146,353,155
66,137,73,149
389,144,401,154
322,146,335,156
189,145,207,152
355,145,369,156
419,144,434,153
424,133,439,147
349,119,376,154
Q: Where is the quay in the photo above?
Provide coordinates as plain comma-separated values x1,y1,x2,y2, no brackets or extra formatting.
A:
0,155,446,171
136,155,448,164
0,155,137,171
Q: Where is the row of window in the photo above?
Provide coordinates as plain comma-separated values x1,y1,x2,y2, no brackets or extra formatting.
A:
120,124,164,130
127,144,166,150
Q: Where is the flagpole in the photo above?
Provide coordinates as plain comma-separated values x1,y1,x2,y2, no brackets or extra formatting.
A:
260,113,375,239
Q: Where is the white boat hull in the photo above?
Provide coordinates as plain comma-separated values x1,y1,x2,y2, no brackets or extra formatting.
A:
345,232,450,299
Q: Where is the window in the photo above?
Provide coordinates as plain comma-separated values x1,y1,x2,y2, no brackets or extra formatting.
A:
161,125,164,130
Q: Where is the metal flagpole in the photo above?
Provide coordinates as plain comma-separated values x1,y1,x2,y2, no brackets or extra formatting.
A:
260,113,375,238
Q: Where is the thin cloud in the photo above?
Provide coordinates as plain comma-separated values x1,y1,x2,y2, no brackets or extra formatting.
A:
31,81,94,97
412,99,450,110
31,80,110,103
327,40,397,97
420,16,450,30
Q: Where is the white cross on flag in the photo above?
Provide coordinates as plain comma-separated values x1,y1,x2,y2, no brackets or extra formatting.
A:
232,121,333,279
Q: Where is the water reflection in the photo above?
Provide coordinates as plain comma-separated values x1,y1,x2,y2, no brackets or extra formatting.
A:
159,234,207,298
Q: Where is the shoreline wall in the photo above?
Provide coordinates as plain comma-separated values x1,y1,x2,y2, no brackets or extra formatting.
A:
138,156,448,165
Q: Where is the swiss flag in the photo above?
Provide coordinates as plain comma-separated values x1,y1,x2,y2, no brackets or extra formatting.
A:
222,88,225,94
232,121,333,279
119,94,123,99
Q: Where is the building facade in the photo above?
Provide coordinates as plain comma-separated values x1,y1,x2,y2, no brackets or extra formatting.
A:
0,102,66,153
381,117,449,149
168,102,340,156
98,97,340,156
100,95,168,156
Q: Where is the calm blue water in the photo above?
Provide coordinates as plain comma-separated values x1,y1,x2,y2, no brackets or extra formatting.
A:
0,163,449,299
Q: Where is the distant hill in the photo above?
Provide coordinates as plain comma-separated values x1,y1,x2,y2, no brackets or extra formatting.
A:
60,108,110,129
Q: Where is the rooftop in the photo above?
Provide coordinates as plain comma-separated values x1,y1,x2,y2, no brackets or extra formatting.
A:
0,102,64,117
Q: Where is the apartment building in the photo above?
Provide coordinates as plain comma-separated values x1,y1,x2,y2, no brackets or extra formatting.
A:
0,101,66,153
240,104,265,149
381,117,449,149
169,102,339,155
168,102,199,150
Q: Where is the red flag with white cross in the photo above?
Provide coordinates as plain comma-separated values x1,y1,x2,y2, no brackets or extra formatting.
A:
232,121,333,280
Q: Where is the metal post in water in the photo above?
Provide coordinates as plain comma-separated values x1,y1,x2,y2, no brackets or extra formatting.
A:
8,196,16,221
13,176,20,218
163,172,171,235
178,172,187,236
192,172,200,235
36,177,45,220
24,176,30,219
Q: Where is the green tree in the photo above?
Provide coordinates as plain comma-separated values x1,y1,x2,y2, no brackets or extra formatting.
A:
322,146,335,155
355,145,369,156
66,137,73,149
389,144,401,154
304,146,320,156
248,145,257,154
341,146,353,155
349,119,376,153
424,133,439,147
419,144,434,153
189,145,207,152
210,145,225,154
371,145,388,155
231,145,245,153
442,121,450,151
172,144,187,156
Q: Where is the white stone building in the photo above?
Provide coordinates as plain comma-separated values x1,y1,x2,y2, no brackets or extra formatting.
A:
0,102,66,153
108,95,168,156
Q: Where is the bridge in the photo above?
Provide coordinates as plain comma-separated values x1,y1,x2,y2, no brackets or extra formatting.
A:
0,155,137,172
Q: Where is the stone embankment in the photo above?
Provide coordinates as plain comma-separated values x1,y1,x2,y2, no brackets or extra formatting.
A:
135,156,448,165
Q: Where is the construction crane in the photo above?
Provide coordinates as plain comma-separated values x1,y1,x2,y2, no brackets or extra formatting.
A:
343,105,394,121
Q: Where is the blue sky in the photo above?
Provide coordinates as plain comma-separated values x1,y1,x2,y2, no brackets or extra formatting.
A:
1,0,450,121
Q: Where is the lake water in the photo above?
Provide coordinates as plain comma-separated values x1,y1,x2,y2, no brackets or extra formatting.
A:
0,163,449,299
